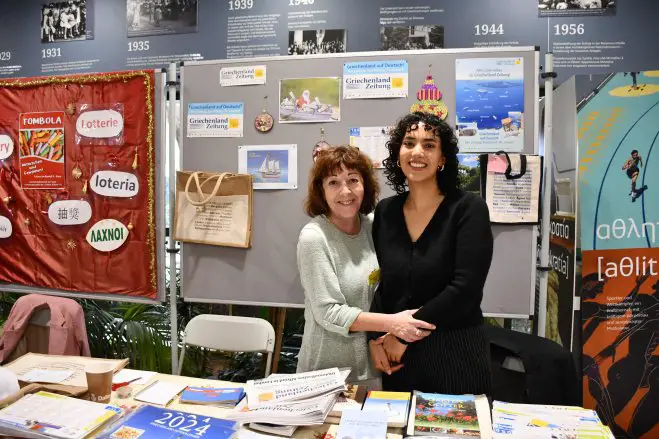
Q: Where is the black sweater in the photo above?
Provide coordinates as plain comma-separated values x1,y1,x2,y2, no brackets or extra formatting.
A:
369,189,493,333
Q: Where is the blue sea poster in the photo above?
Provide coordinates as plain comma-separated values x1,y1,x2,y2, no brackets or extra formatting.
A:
455,57,524,152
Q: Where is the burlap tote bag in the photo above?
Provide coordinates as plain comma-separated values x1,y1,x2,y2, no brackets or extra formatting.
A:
173,171,253,248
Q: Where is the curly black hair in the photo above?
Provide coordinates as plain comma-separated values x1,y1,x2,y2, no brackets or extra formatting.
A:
383,112,460,195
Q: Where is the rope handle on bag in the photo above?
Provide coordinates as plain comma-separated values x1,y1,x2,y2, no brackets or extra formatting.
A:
184,172,231,206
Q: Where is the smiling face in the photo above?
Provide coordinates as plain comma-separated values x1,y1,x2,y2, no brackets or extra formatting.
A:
399,122,446,185
322,165,365,222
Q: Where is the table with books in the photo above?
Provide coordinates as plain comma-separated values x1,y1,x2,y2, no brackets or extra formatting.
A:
0,354,616,439
106,369,405,439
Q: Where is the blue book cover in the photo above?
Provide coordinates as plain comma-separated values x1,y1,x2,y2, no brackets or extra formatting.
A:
180,387,245,405
98,405,238,439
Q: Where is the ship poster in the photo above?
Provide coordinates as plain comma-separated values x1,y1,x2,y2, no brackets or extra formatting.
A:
238,144,298,190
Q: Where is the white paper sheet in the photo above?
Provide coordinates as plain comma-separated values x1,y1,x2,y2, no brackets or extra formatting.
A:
19,368,74,384
112,369,157,385
134,380,188,406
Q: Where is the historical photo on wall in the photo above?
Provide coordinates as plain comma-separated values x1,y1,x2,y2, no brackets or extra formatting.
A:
379,25,444,51
41,0,93,43
288,29,346,55
279,77,341,123
127,0,198,38
538,0,616,16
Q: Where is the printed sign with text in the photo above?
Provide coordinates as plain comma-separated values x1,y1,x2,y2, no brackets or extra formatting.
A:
18,111,65,189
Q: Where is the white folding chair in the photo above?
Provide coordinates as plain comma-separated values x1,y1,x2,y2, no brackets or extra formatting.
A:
176,315,276,378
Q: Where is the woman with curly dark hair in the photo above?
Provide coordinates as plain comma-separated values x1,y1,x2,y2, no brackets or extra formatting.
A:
367,111,494,395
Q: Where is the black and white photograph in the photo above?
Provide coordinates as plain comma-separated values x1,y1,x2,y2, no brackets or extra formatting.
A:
127,0,198,38
41,0,93,44
379,25,444,51
538,0,616,16
288,29,347,55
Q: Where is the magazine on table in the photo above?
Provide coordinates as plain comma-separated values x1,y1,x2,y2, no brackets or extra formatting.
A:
97,404,238,439
227,392,339,426
361,390,411,428
336,409,388,439
0,391,122,439
406,391,491,438
179,386,245,406
245,368,346,408
490,401,613,439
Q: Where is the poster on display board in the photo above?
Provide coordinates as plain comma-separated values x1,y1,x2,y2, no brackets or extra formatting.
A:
187,103,244,138
455,57,525,153
547,214,576,349
238,144,297,190
279,77,341,123
220,65,266,87
18,111,65,189
577,71,659,439
0,71,159,300
349,127,392,169
343,60,408,99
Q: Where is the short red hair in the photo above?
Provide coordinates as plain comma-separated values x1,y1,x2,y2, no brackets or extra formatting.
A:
304,145,379,217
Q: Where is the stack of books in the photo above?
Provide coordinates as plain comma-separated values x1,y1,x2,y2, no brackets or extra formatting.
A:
226,368,347,426
491,401,614,438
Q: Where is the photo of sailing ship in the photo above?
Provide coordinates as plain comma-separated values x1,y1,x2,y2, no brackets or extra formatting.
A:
239,145,298,190
256,152,282,179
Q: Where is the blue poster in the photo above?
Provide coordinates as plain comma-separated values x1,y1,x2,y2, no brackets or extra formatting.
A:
99,405,237,439
455,57,524,153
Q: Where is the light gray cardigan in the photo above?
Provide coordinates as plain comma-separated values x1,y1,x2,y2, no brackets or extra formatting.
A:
296,214,379,382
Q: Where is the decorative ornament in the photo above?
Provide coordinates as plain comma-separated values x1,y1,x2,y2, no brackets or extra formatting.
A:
72,163,83,180
132,147,139,170
66,102,76,116
44,193,53,205
254,95,274,133
82,179,88,194
312,128,331,162
23,218,31,227
409,64,448,120
2,196,12,205
127,222,134,231
66,239,77,250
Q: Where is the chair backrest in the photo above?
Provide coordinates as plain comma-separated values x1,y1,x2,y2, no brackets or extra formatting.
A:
182,315,275,354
